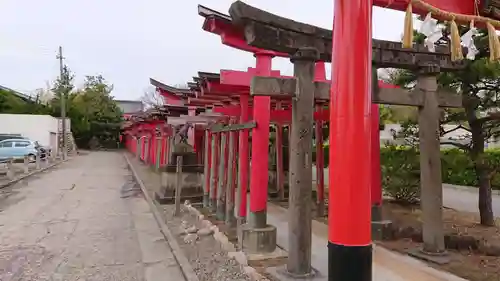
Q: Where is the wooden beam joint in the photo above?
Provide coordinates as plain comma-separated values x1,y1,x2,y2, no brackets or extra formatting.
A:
251,76,297,98
210,122,257,133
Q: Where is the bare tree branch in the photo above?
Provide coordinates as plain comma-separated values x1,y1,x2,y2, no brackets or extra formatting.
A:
441,124,469,136
440,141,471,151
476,112,500,124
141,86,164,109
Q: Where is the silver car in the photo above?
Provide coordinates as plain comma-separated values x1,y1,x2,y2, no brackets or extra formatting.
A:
0,139,40,161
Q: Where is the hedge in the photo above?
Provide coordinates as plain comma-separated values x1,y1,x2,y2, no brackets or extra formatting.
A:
312,144,500,190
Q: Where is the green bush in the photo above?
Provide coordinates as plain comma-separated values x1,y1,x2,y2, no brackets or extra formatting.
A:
311,144,500,201
381,146,420,204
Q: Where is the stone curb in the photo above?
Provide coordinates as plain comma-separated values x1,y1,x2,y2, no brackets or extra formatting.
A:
443,183,500,196
183,202,269,281
0,158,70,189
123,153,200,281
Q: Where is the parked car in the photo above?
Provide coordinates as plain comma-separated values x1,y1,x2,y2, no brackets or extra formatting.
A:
0,139,41,161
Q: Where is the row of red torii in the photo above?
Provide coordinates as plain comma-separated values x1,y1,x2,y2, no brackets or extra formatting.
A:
121,3,401,280
119,1,404,278
120,0,487,279
123,70,395,280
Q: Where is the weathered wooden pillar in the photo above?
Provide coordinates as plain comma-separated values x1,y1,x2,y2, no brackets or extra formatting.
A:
188,106,196,146
371,67,383,225
417,66,446,254
287,47,318,277
315,103,325,217
144,137,149,163
275,102,285,200
371,103,383,221
168,132,175,163
217,132,229,220
209,132,220,212
155,136,162,171
136,137,141,160
226,125,237,227
203,129,212,208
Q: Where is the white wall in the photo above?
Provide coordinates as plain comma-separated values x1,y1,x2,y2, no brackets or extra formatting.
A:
0,114,64,151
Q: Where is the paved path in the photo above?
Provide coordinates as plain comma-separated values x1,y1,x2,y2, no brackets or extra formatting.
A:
443,184,500,216
0,152,185,281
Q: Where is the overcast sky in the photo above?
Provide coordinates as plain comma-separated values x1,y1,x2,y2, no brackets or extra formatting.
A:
0,0,407,100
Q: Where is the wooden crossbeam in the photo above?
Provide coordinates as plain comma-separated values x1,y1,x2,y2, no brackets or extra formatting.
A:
228,1,466,71
210,122,257,133
373,88,462,108
251,76,297,98
314,80,463,108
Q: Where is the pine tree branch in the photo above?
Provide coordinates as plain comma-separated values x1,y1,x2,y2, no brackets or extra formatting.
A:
440,141,471,151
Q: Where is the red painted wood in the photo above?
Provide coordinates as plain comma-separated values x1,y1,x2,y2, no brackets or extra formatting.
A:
212,133,220,201
314,62,327,82
158,89,184,106
160,137,167,166
315,104,325,207
220,68,286,86
206,81,248,94
249,52,273,213
329,0,372,246
275,102,285,196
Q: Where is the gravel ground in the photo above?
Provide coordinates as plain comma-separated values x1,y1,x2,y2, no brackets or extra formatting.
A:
160,204,251,281
127,155,254,281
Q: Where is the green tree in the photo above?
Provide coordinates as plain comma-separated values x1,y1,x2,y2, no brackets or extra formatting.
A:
0,88,50,115
0,89,27,113
70,75,122,148
50,65,75,116
391,25,500,226
48,66,122,149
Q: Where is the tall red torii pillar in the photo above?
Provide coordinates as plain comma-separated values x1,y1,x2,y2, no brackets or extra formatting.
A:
328,0,372,281
329,0,482,280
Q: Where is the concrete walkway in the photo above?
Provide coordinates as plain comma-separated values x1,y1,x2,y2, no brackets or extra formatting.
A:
0,152,185,281
443,184,500,216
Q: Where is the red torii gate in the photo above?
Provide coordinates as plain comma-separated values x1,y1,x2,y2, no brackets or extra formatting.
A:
332,0,492,280
197,5,413,271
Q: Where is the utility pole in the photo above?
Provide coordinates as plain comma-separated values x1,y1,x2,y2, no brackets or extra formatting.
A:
56,46,67,160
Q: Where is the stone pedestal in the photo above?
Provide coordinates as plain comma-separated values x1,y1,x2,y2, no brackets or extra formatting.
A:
371,204,393,241
240,223,277,254
154,144,204,204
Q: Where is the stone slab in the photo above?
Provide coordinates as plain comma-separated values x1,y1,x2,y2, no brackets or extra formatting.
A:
246,245,288,262
266,266,326,281
407,248,451,265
